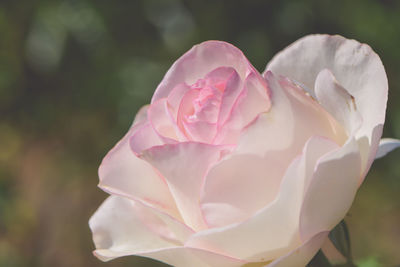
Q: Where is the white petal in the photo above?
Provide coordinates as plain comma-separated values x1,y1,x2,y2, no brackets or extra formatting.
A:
187,155,304,261
236,72,346,157
90,199,242,267
200,154,287,228
266,34,388,148
187,136,337,262
89,196,177,261
375,138,400,159
137,247,245,267
299,138,361,241
314,69,362,136
267,232,329,267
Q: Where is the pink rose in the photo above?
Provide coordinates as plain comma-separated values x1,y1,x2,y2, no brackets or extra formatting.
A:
89,35,400,267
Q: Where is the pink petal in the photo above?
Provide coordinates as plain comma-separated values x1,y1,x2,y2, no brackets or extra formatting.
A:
140,142,231,231
148,98,184,142
265,34,387,159
204,66,237,86
177,88,199,138
183,120,218,143
216,69,243,126
167,83,192,121
152,41,257,102
129,122,163,154
299,137,361,241
98,126,178,217
268,231,329,267
127,105,150,129
215,72,271,144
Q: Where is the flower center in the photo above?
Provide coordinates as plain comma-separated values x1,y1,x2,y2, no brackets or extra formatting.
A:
185,79,226,124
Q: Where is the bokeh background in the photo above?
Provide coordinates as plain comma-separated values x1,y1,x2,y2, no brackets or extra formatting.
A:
1,0,400,266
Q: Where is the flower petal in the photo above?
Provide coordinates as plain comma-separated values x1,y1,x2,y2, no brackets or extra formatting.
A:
148,98,183,142
200,154,286,228
91,199,241,267
152,41,257,102
215,72,271,144
131,105,150,127
314,69,362,136
129,122,163,154
299,137,361,241
375,138,400,159
167,83,192,121
98,126,178,217
238,72,346,157
188,136,337,261
89,196,178,261
140,142,231,231
217,69,244,126
137,247,245,267
183,120,218,143
265,34,387,146
267,232,329,267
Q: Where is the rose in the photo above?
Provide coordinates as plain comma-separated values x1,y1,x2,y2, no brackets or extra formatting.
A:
89,35,399,267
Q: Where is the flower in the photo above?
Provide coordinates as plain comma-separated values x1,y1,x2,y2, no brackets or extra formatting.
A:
89,35,400,267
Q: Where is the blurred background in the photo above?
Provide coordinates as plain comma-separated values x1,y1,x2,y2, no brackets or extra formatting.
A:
1,0,399,266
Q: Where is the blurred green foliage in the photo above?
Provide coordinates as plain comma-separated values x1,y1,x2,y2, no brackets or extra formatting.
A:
0,0,399,266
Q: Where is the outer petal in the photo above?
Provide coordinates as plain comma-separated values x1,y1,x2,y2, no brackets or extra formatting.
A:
375,138,400,159
152,41,258,102
299,137,361,241
137,247,245,267
98,125,178,218
320,238,347,265
140,142,231,231
132,105,150,127
187,136,338,262
267,232,329,267
90,196,244,267
265,34,387,154
89,196,178,261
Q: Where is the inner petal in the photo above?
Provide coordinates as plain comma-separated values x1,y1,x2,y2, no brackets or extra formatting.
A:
175,67,244,143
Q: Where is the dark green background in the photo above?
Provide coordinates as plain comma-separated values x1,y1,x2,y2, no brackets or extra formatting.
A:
0,0,399,266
